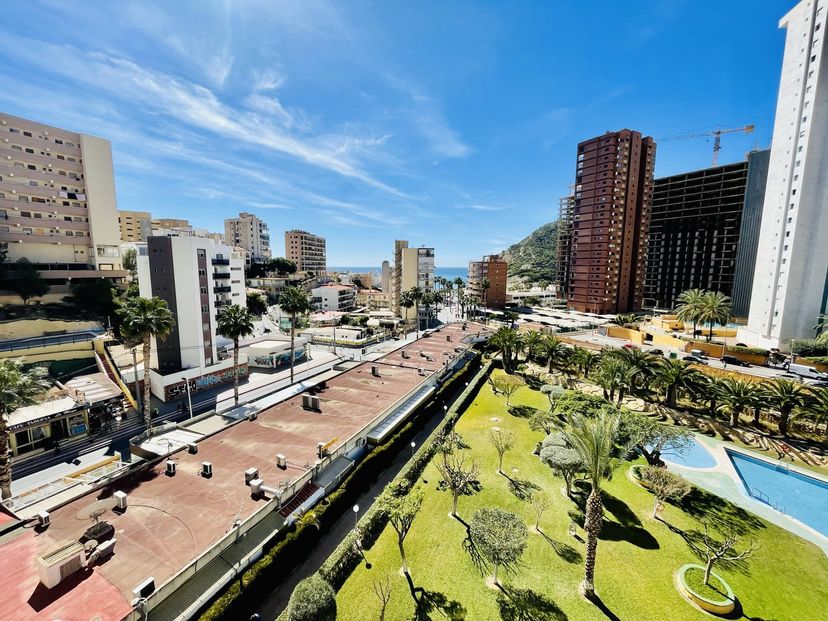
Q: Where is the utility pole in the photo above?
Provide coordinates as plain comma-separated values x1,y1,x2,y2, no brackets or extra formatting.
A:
131,348,142,414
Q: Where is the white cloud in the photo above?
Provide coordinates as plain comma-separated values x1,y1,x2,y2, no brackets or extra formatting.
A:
465,203,508,212
248,202,293,210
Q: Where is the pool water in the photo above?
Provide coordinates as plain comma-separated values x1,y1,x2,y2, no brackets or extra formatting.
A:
660,437,718,469
727,449,828,537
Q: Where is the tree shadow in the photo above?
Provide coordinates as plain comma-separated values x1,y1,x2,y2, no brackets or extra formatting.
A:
602,492,641,527
403,565,467,620
497,585,569,621
502,473,541,501
590,594,622,621
508,404,539,419
675,488,765,536
568,487,658,550
539,531,582,564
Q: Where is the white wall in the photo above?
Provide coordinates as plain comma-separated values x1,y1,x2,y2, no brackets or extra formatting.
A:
80,134,122,270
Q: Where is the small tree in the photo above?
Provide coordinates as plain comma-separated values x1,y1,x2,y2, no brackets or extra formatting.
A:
639,466,691,518
376,486,424,577
470,508,528,586
491,373,525,405
246,291,268,316
529,407,559,435
436,451,480,517
539,433,584,497
372,573,392,621
122,248,137,277
530,492,551,532
287,573,337,621
489,429,515,474
9,258,49,304
697,523,759,586
619,412,692,466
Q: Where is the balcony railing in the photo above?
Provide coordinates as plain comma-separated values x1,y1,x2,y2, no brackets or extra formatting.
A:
214,285,231,293
213,272,231,279
212,258,230,265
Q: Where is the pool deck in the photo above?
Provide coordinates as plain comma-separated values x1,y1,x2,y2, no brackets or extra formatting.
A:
665,434,828,556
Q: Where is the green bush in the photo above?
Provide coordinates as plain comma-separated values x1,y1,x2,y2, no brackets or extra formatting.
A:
287,574,336,621
725,345,768,357
801,356,828,366
791,339,828,357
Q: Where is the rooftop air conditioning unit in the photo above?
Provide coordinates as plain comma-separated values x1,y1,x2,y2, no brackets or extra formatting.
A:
276,454,287,469
401,350,410,359
248,411,258,421
133,577,156,599
201,462,213,478
249,478,264,495
188,443,198,454
114,491,128,510
245,467,259,485
446,335,452,342
305,395,320,411
418,368,425,376
165,460,176,476
36,511,50,528
371,365,380,377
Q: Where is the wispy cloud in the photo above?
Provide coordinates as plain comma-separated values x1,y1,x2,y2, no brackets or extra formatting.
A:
464,203,508,212
248,202,294,210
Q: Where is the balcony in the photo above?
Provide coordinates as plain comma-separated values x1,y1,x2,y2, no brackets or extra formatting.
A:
212,258,230,265
214,285,231,293
213,272,230,280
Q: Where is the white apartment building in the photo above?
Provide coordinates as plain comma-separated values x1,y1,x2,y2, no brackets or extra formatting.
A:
392,240,435,321
311,284,356,312
137,236,247,401
739,0,828,350
225,212,271,261
285,229,326,273
0,112,125,287
118,209,151,242
380,260,391,294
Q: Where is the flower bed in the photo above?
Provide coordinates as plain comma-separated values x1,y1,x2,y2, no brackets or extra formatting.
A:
677,564,735,615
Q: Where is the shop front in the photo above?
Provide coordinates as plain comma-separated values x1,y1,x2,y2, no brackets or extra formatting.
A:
8,396,90,457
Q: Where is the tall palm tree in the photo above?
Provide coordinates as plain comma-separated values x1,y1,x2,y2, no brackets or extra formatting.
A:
481,278,491,309
607,347,657,394
698,291,731,343
564,411,620,600
802,388,828,435
762,378,808,436
490,327,521,373
467,294,482,320
572,347,601,379
0,360,45,498
540,334,569,374
716,378,758,428
522,331,544,362
675,288,706,339
453,277,465,313
217,304,255,406
399,290,417,337
594,356,636,404
654,358,700,407
691,374,722,418
408,286,424,332
118,296,175,428
279,286,313,384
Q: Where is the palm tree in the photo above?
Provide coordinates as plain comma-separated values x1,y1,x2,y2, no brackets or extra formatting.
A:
540,334,569,374
490,327,521,373
118,296,176,428
572,347,601,379
814,313,828,344
717,378,758,428
654,358,699,407
481,278,491,309
610,313,637,326
691,374,722,418
594,356,636,404
467,294,482,320
217,305,255,406
762,378,808,437
0,360,45,498
408,286,424,332
279,286,313,384
607,347,657,394
698,291,731,343
453,277,465,313
522,331,544,362
564,410,620,600
801,388,828,435
399,290,417,337
675,288,706,339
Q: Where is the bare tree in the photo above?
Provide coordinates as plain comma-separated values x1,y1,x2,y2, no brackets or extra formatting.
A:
376,486,424,577
530,492,551,532
489,429,515,474
698,522,759,585
372,574,392,621
436,451,480,517
639,466,691,519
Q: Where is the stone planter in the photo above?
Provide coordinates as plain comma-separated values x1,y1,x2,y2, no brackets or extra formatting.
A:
628,464,651,489
677,564,735,615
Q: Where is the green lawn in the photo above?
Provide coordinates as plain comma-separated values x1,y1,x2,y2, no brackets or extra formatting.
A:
336,374,828,621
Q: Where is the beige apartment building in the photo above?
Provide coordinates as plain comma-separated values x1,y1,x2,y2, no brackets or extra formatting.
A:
153,218,190,229
392,240,435,320
285,229,326,273
118,209,151,242
0,112,125,288
225,212,271,261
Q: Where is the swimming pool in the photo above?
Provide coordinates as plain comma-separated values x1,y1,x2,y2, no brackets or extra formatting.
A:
727,449,828,537
660,437,718,469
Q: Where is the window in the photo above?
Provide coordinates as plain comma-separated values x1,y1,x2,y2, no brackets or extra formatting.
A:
23,131,32,137
200,287,208,294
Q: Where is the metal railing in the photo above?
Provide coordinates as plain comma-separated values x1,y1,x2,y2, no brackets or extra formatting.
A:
0,330,103,352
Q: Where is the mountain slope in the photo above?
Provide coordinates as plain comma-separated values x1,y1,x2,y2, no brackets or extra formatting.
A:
500,221,558,288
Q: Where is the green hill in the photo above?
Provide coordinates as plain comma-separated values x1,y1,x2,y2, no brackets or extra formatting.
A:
500,221,558,288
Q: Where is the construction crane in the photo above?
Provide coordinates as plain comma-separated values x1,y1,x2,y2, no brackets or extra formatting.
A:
659,124,755,166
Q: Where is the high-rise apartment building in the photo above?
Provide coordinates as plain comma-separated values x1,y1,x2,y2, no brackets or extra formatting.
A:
644,150,770,312
224,212,271,261
739,0,828,350
152,218,190,229
380,260,391,294
392,240,435,320
285,229,326,273
561,129,656,314
0,112,125,287
467,254,508,308
118,209,151,242
556,195,575,300
137,236,247,400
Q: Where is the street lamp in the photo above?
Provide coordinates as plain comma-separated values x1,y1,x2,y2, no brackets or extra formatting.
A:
410,441,416,458
181,377,193,419
352,504,359,531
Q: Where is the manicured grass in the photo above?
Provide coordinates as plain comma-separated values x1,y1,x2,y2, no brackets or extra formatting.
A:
336,372,828,620
683,566,729,602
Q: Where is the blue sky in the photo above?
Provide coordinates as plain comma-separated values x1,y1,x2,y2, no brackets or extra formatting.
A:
1,1,790,266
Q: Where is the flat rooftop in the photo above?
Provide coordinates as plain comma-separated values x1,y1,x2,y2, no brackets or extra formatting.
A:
0,322,487,621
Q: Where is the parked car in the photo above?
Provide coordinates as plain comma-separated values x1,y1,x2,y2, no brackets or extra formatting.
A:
649,348,664,356
720,355,750,367
786,363,828,381
623,343,639,349
689,349,708,359
684,355,708,365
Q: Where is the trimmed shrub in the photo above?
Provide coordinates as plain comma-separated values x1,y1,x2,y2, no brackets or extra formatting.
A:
725,345,768,357
802,356,828,366
287,574,336,621
791,339,827,357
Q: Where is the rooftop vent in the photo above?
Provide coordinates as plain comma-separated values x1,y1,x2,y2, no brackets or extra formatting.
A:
276,454,287,469
302,395,321,411
201,462,213,478
114,491,128,510
36,511,50,528
165,460,176,476
245,467,259,485
371,365,381,377
188,443,198,454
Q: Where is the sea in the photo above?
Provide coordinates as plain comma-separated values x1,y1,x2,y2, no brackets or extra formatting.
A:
330,266,468,283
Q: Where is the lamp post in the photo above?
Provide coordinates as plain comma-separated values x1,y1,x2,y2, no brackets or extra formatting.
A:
181,377,193,419
410,441,416,458
352,504,359,531
132,348,142,414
